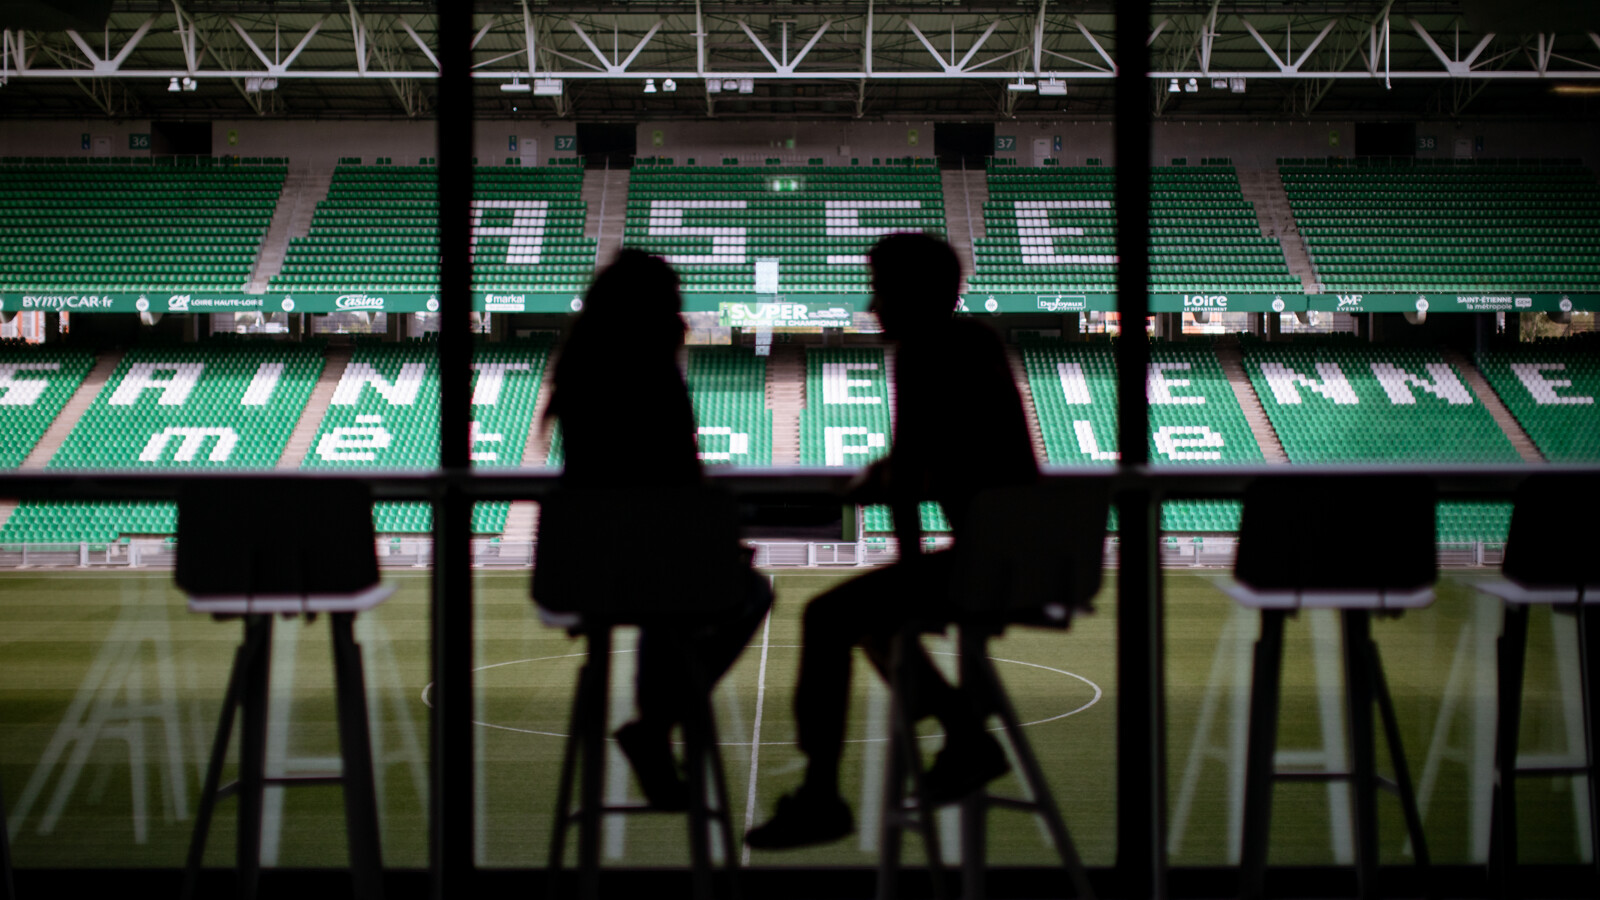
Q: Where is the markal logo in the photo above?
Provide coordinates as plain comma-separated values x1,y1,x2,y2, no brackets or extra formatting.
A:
1182,294,1228,309
484,293,525,312
167,294,190,312
336,294,385,311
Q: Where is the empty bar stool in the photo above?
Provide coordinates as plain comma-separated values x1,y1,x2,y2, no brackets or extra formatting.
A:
534,487,753,900
2,778,12,900
879,481,1106,900
1227,476,1434,900
178,481,392,900
1484,474,1600,896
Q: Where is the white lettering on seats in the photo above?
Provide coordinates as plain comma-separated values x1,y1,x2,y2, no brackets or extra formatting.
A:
1369,362,1473,405
1259,361,1359,405
0,362,61,405
316,414,394,461
1013,201,1119,266
823,200,922,238
1148,362,1205,405
697,426,751,461
109,362,204,406
471,200,549,265
1511,362,1594,405
823,426,886,466
821,362,882,404
139,426,239,463
1154,425,1224,460
1073,420,1119,460
470,361,533,405
1056,362,1093,405
648,200,749,265
470,421,504,462
331,362,428,407
241,362,284,407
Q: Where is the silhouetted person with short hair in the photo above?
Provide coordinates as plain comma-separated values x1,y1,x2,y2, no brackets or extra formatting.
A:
545,249,772,809
746,233,1038,849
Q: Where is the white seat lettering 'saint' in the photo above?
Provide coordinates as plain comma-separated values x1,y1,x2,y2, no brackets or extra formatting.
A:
1369,362,1473,405
241,362,285,407
1072,421,1119,460
471,200,549,266
0,362,62,406
469,421,504,462
823,426,886,466
1259,361,1360,405
823,200,921,264
1511,362,1595,405
696,426,751,462
821,362,882,405
139,426,240,463
109,362,204,407
1014,201,1119,266
649,200,750,266
317,414,393,461
331,362,428,407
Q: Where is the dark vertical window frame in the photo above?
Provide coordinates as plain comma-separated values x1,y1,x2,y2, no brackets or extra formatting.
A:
432,1,476,896
1112,1,1164,897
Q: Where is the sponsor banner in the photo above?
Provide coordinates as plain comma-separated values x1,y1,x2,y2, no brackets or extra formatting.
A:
684,293,866,313
958,293,1309,314
1305,293,1594,314
0,291,586,314
717,301,857,328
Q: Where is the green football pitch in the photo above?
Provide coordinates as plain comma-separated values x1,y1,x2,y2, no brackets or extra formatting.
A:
0,570,1590,871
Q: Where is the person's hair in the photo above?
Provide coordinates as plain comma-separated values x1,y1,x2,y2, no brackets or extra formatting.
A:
547,249,684,422
868,232,962,328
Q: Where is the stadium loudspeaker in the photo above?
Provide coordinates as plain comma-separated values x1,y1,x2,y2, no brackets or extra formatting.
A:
1403,310,1427,325
0,310,13,327
1545,310,1572,325
139,311,163,326
1191,311,1210,324
1294,310,1312,325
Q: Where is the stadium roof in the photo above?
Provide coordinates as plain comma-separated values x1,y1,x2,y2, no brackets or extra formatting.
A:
1,1,1596,120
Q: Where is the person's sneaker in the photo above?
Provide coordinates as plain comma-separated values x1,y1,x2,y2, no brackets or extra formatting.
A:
922,732,1010,805
614,721,689,811
744,790,854,850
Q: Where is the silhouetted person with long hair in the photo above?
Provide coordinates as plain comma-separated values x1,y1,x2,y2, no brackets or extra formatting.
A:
544,249,771,809
746,233,1038,849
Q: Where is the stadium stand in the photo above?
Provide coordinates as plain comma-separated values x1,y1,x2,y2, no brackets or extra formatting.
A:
299,336,553,533
0,347,94,468
620,165,945,293
0,340,324,544
969,165,1299,295
271,165,596,292
0,161,284,290
1284,160,1600,292
1475,337,1600,462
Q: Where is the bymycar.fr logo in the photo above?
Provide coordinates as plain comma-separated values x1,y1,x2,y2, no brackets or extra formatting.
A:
20,294,116,310
336,294,385,311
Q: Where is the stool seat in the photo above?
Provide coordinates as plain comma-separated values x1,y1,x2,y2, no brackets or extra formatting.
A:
1221,582,1433,610
188,583,397,616
1477,581,1598,606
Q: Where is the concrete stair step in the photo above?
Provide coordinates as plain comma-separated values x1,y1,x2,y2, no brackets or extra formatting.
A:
277,345,352,468
1006,343,1050,464
1214,343,1289,464
1442,348,1546,464
23,349,122,468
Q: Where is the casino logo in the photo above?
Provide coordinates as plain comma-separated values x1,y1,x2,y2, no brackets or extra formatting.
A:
336,294,385,311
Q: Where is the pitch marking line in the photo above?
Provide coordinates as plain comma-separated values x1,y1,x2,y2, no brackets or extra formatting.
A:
740,605,774,865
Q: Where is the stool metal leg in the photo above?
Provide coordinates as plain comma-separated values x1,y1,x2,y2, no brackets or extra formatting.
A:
1579,604,1600,883
1489,604,1530,897
1240,609,1287,900
330,612,384,900
1343,611,1381,900
577,629,611,900
546,632,594,899
1364,618,1431,893
877,629,948,900
1,774,14,900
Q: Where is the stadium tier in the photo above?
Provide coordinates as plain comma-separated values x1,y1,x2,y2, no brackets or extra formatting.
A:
1242,337,1519,464
1285,161,1600,293
970,165,1299,295
0,161,284,290
271,165,596,292
621,166,945,292
0,341,324,544
300,337,554,532
0,348,94,467
1475,339,1600,462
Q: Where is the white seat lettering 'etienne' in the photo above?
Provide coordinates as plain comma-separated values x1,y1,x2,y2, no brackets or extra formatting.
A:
697,426,751,462
649,200,749,265
821,363,882,405
318,414,393,461
110,362,204,407
1014,201,1119,266
140,426,239,463
1259,361,1360,405
1369,362,1473,405
1057,362,1206,406
0,362,62,406
1511,362,1594,405
823,426,886,466
471,200,548,266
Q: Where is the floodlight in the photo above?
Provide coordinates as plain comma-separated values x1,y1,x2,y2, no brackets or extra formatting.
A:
182,77,197,91
723,79,740,91
1184,77,1198,92
1037,78,1067,96
737,78,754,94
168,76,181,92
1211,78,1228,90
533,78,563,96
1168,78,1180,93
643,78,657,93
706,79,722,93
245,76,262,93
501,78,532,93
261,78,277,91
662,78,677,92
1007,78,1036,93
1230,77,1246,93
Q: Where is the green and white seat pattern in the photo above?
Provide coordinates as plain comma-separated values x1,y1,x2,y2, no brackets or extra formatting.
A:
0,164,283,290
970,167,1298,294
300,338,553,533
1021,339,1260,531
0,349,93,467
1286,163,1600,292
1244,341,1519,464
622,168,945,293
273,166,596,292
1476,343,1600,462
0,342,323,544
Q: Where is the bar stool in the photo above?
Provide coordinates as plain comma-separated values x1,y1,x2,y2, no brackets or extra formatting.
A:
1483,475,1600,896
2,779,13,900
177,481,392,900
534,486,749,900
879,481,1107,900
1226,476,1435,900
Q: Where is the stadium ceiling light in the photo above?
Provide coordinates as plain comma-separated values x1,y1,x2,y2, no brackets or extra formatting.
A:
168,76,181,92
1184,77,1199,93
1230,77,1247,93
737,78,754,94
533,78,563,96
706,78,722,93
1211,78,1228,90
1007,77,1036,93
1168,78,1180,93
501,78,532,93
1037,78,1067,96
662,78,677,93
181,76,197,92
643,78,657,93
